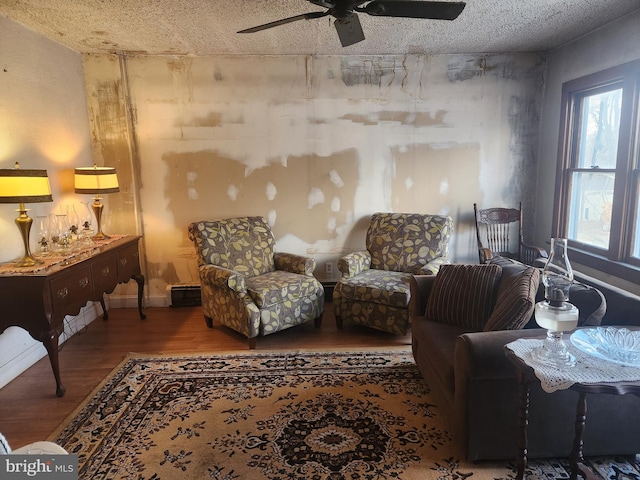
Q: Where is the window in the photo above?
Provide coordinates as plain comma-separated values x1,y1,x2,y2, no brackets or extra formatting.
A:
554,60,640,280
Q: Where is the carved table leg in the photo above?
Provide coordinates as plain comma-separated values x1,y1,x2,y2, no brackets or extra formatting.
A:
100,295,109,320
515,369,530,480
39,329,66,397
132,273,146,319
570,392,597,480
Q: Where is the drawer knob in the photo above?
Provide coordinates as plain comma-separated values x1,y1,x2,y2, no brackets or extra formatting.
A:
102,266,110,276
79,277,89,288
120,258,128,267
57,287,69,299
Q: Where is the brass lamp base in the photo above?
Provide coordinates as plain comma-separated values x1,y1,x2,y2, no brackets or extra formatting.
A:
14,204,41,267
91,196,110,241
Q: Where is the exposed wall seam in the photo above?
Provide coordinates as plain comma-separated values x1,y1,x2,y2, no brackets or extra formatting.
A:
119,54,148,279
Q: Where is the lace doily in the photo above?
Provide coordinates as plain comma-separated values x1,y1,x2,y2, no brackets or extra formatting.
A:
506,338,640,393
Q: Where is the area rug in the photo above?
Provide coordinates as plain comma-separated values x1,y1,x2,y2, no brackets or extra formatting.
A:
51,349,640,480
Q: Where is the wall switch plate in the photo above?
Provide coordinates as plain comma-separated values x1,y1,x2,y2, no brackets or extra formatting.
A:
325,262,333,274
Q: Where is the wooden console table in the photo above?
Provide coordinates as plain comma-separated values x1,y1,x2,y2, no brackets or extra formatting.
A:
0,235,145,397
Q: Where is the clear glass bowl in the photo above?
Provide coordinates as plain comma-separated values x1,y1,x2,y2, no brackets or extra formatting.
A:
572,327,640,366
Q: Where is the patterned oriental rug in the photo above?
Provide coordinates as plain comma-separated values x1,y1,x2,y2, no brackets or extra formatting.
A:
51,349,640,480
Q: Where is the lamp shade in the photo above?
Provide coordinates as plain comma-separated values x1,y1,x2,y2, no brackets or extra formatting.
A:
74,166,119,194
0,166,53,203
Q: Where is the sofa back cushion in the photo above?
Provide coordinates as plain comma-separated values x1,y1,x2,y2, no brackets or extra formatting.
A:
425,264,502,330
490,255,606,329
484,259,540,331
366,212,453,274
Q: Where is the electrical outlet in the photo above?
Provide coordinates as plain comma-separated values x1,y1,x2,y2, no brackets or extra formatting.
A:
325,262,333,275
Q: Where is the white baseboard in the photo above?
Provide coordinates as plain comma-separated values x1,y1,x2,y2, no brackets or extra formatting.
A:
107,293,167,308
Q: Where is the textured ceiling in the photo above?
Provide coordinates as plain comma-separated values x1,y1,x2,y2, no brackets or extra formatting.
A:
1,0,639,56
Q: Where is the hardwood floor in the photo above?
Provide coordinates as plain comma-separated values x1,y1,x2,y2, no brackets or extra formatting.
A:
0,304,411,449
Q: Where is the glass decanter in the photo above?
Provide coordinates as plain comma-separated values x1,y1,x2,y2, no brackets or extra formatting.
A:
36,215,50,253
66,204,81,242
532,238,579,367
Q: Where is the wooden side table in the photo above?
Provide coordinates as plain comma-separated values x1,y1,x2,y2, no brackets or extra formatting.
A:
504,344,640,480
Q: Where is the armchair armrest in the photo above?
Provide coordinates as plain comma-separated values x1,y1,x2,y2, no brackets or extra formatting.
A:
418,256,450,275
520,243,548,266
337,251,371,278
199,264,246,293
274,252,317,276
478,247,493,264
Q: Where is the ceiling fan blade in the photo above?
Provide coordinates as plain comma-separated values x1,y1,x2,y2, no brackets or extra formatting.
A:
238,11,329,33
334,12,366,47
361,1,466,20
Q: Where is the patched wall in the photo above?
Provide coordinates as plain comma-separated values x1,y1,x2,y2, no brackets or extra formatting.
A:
83,53,545,305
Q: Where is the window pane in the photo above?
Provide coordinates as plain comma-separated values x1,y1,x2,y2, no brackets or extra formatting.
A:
567,171,614,248
577,89,622,168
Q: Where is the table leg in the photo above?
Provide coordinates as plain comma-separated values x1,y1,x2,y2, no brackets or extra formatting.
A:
515,369,530,480
132,273,146,319
569,392,598,480
100,295,109,320
38,329,66,398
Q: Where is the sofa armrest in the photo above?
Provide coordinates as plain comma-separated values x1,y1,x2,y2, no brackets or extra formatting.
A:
409,275,437,318
199,264,246,293
455,329,544,381
274,252,317,276
338,251,371,278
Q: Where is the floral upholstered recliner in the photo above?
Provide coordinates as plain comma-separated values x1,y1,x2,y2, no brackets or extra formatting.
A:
188,217,324,348
333,212,453,335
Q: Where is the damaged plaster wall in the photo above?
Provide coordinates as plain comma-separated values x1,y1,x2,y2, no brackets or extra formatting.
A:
83,53,545,305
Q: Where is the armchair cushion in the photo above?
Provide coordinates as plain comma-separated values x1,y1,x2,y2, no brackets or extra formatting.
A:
335,270,411,308
247,270,324,308
367,212,453,273
426,264,502,330
189,218,276,276
483,262,540,331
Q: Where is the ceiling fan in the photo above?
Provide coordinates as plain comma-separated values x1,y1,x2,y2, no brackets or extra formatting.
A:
238,0,466,47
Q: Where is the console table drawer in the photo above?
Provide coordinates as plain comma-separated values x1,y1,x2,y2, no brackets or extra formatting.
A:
117,243,141,280
91,253,119,293
50,265,93,314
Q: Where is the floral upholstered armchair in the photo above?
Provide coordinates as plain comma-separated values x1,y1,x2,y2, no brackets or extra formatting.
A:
333,212,453,335
188,217,324,348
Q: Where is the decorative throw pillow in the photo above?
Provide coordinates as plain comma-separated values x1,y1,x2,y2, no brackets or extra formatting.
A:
484,260,540,331
425,264,502,330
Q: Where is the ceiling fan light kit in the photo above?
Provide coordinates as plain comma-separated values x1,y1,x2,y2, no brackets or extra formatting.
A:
238,0,466,47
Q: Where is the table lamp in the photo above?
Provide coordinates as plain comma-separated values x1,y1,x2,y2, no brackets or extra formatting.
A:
74,164,119,240
0,162,53,267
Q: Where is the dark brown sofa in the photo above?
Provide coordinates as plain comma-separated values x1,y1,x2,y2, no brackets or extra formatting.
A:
410,257,640,461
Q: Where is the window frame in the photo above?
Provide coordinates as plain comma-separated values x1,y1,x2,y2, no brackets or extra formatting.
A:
553,60,640,282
